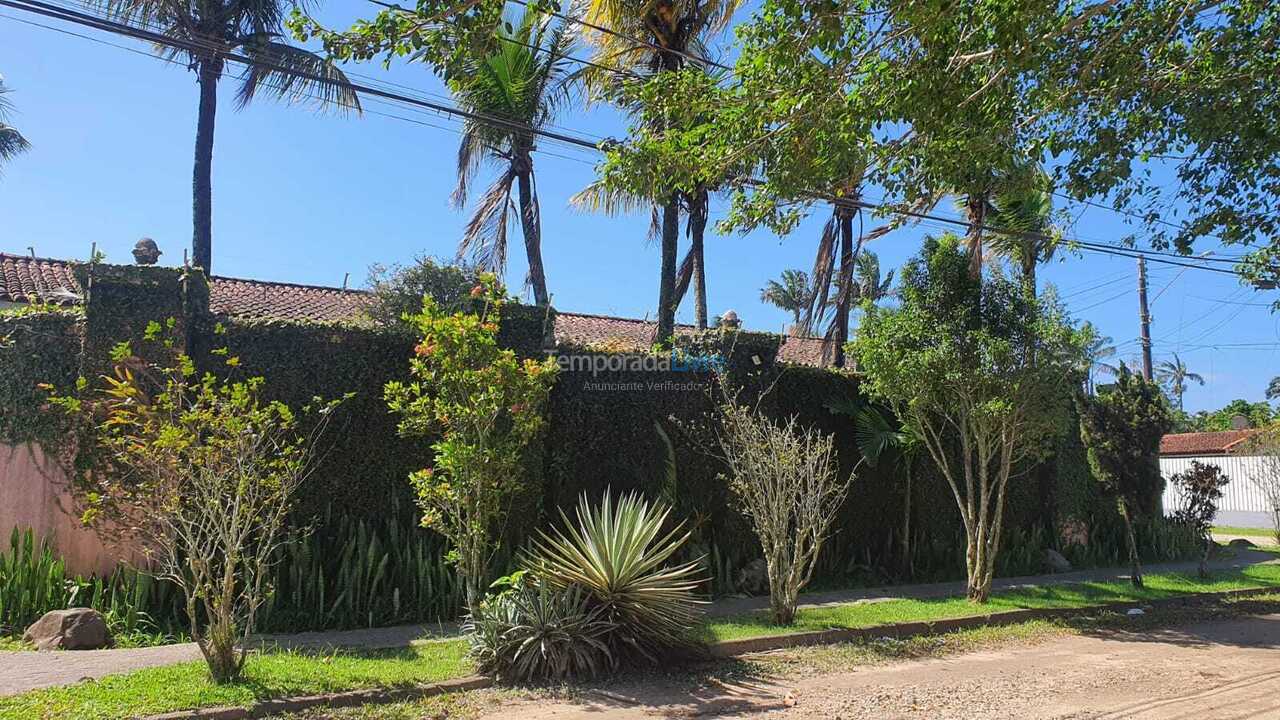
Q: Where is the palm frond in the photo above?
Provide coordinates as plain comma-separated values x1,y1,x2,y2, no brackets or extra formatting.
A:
235,37,361,113
457,169,517,273
802,212,839,335
0,126,30,166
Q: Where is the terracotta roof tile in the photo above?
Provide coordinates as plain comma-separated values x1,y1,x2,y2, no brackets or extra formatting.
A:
1160,430,1261,456
1,253,833,366
0,253,83,304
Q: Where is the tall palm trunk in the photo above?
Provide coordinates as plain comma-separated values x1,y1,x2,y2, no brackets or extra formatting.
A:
192,58,221,274
831,208,857,367
514,152,549,306
964,194,987,280
656,195,680,342
690,187,709,330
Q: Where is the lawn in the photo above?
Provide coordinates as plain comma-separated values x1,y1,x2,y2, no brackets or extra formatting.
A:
703,562,1280,642
0,640,471,720
1213,525,1276,539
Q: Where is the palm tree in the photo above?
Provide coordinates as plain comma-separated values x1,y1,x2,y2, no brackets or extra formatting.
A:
1080,321,1118,395
101,0,360,273
452,9,573,306
574,0,741,341
0,77,31,172
1267,376,1280,401
1156,353,1205,411
760,269,810,329
986,166,1060,297
852,251,894,307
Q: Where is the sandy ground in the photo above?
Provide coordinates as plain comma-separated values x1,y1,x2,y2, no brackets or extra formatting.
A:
480,614,1280,720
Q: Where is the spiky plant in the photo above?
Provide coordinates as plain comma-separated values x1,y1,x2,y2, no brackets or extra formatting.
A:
528,490,704,662
0,77,31,173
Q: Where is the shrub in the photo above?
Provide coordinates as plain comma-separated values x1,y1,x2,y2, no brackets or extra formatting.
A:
711,395,855,625
387,274,558,607
465,573,613,682
528,490,704,663
1169,461,1229,578
1076,363,1174,587
50,323,343,683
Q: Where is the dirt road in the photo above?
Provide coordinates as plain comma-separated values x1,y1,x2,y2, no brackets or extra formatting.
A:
481,614,1280,719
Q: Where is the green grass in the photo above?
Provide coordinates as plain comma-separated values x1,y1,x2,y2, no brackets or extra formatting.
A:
703,563,1280,642
1213,525,1277,539
0,636,29,652
0,640,471,720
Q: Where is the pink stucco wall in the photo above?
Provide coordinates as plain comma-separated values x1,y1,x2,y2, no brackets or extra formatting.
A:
0,443,125,576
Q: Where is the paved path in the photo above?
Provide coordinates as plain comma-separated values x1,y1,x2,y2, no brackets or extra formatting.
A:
482,612,1280,719
2,548,1274,697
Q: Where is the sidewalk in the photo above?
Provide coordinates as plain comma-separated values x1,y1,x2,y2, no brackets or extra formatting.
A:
2,548,1274,696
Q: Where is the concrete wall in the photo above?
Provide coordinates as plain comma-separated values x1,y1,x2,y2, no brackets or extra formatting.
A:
1161,454,1273,529
0,443,124,576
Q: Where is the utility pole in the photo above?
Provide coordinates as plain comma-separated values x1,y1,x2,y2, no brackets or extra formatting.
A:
1138,255,1153,381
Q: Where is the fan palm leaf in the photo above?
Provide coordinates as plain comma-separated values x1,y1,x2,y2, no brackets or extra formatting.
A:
0,79,31,171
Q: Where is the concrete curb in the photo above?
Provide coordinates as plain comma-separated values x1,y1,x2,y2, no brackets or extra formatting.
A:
707,585,1277,657
141,676,492,720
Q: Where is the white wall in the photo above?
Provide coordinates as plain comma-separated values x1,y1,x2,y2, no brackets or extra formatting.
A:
1161,454,1272,529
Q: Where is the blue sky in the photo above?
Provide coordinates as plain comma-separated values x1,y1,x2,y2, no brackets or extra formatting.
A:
1,0,1276,413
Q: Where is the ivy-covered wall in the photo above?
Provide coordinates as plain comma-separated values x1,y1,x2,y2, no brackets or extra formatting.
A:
1,263,1108,587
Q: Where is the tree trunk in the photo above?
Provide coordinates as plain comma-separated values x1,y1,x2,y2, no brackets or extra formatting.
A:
1120,500,1144,588
690,188,709,330
515,159,549,306
832,209,856,367
965,194,987,280
1199,535,1211,579
192,58,220,274
656,195,680,344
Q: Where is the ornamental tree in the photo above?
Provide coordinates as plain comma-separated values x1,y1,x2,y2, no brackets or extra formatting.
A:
1169,460,1229,579
851,235,1084,602
1076,363,1174,588
385,274,558,607
50,321,342,683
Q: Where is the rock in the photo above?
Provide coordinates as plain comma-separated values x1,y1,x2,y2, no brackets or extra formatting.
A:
1044,549,1073,574
736,558,769,596
1126,608,1145,617
24,608,112,651
1229,538,1258,548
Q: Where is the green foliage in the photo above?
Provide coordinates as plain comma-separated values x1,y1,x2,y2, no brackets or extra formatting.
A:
465,574,613,682
0,527,184,644
386,274,558,606
364,255,478,330
852,235,1085,600
0,306,82,448
1169,461,1230,540
528,490,704,662
1174,399,1276,433
260,504,463,633
1077,364,1174,518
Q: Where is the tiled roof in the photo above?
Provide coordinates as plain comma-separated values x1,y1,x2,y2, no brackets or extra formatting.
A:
1160,430,1261,456
0,253,82,304
1,252,833,366
209,276,374,323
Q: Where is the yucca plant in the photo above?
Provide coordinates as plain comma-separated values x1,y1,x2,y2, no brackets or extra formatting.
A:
527,490,705,662
466,574,613,682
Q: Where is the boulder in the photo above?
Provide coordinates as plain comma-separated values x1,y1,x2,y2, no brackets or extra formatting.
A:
1044,549,1073,574
23,608,112,651
736,558,769,596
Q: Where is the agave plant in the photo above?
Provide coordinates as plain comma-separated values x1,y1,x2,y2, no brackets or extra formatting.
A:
465,575,613,682
528,490,705,661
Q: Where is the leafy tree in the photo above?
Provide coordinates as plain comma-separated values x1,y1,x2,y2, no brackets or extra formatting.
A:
103,0,359,273
385,274,558,607
852,235,1083,602
48,322,342,683
452,9,573,306
364,255,477,329
1079,321,1118,395
760,269,810,329
1169,461,1228,579
1176,399,1276,433
1155,353,1204,411
1076,363,1174,588
1268,377,1280,402
0,76,31,173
